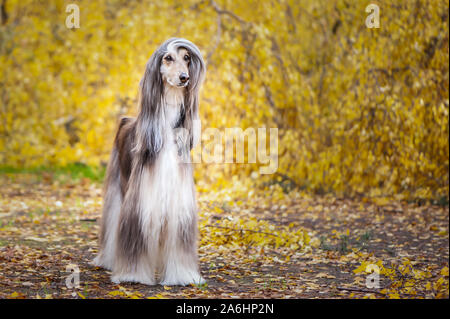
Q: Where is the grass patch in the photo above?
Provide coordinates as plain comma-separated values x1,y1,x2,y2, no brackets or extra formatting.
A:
319,230,374,254
0,163,105,183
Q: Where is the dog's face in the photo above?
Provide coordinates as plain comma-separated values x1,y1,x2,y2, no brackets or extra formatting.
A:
160,48,191,88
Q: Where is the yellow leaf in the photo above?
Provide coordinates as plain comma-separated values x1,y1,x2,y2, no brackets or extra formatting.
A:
108,290,126,297
353,261,368,274
388,293,400,299
147,293,166,299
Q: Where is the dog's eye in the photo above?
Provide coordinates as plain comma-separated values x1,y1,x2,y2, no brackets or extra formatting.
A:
165,55,173,62
184,55,190,62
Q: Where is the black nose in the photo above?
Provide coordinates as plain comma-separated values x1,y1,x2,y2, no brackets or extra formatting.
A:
179,73,189,83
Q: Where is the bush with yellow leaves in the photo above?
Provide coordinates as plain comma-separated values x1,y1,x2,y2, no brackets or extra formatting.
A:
0,0,448,199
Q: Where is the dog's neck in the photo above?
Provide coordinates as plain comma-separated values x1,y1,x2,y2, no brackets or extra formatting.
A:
163,85,185,128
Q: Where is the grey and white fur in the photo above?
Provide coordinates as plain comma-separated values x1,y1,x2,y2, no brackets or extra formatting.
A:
92,38,206,286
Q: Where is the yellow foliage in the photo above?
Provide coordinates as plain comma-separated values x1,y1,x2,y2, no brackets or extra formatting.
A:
0,0,448,199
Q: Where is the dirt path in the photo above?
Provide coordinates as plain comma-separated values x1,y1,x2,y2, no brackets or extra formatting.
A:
0,174,448,299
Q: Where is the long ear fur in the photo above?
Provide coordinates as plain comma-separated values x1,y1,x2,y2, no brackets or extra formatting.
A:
134,48,165,161
179,40,206,149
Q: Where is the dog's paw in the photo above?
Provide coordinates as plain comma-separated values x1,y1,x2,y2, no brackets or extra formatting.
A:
111,275,121,284
190,275,206,287
196,276,206,285
90,256,101,267
111,273,155,286
90,255,113,270
160,272,205,286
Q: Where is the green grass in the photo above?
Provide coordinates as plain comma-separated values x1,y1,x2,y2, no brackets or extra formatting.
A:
0,163,106,183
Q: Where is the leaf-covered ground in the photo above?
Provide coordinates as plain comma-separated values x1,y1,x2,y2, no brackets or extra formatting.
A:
0,173,448,299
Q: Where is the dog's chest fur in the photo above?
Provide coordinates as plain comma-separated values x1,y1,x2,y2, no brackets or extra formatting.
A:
141,87,195,230
163,86,184,129
138,94,196,260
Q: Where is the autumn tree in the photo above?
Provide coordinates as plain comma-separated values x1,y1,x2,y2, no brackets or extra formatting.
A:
0,0,448,200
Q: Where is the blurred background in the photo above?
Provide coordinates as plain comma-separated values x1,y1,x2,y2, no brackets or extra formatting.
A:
0,0,448,200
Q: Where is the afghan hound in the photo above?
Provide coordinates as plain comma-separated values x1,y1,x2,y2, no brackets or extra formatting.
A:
92,38,206,286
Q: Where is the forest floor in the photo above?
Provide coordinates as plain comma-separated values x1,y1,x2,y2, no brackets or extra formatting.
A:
0,172,448,299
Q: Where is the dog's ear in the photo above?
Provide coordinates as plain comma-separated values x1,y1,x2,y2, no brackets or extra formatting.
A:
181,94,197,150
183,57,204,150
135,55,165,160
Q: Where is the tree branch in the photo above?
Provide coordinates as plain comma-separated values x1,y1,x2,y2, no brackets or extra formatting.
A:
210,0,248,25
206,11,222,64
205,224,279,238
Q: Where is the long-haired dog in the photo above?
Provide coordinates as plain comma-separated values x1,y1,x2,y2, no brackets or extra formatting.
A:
92,38,205,286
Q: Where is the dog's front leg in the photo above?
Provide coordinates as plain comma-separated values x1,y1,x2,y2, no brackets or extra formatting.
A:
110,164,156,285
159,208,204,286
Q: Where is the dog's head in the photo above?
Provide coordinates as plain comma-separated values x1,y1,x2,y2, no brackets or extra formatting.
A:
141,38,205,93
160,38,205,91
160,46,191,88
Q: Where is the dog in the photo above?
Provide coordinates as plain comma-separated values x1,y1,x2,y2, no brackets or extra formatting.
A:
92,38,206,286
